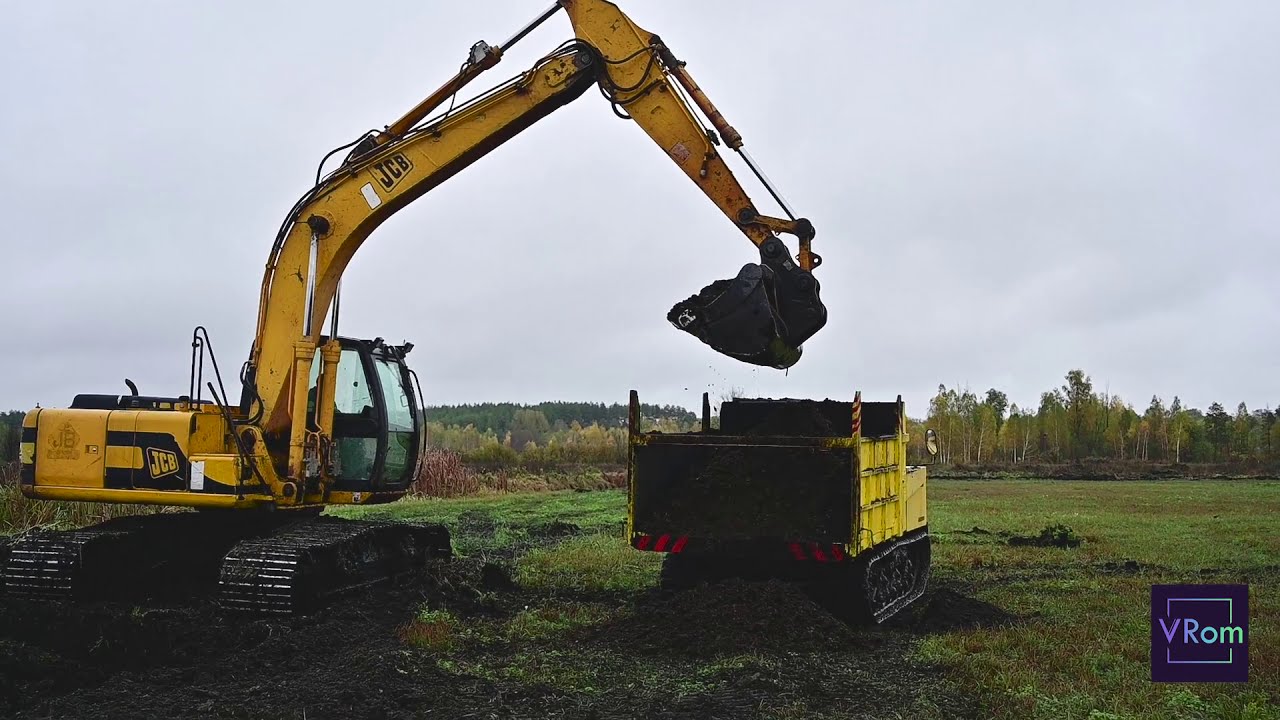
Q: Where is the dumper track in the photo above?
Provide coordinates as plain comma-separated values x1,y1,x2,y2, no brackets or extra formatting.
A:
219,517,451,615
862,529,931,623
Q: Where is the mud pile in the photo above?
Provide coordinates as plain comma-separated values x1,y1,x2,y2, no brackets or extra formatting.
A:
592,579,860,657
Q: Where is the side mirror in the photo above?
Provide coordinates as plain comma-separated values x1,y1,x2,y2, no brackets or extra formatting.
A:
925,429,940,464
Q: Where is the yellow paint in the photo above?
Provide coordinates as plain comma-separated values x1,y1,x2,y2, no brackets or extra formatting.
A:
34,409,108,488
26,486,273,509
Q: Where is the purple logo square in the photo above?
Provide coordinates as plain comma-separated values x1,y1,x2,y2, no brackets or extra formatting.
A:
1151,584,1249,682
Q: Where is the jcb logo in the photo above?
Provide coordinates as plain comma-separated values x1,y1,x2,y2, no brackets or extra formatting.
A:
147,448,180,479
369,152,413,192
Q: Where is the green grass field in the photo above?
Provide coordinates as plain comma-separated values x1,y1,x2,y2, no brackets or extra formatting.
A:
334,479,1279,720
921,479,1279,720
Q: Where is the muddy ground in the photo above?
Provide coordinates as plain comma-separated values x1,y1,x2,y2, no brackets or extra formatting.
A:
0,525,1010,720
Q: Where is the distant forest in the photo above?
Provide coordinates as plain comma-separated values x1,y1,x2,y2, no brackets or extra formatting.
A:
920,370,1277,465
2,368,1274,467
423,401,696,436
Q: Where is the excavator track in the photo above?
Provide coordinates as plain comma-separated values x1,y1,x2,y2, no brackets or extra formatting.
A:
1,513,281,602
3,528,116,599
219,517,451,615
0,514,451,614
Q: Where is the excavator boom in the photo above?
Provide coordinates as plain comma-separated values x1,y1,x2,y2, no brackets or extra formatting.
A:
248,0,827,452
11,0,829,615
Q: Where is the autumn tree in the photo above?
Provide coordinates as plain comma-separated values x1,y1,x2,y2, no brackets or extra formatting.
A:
1204,403,1231,461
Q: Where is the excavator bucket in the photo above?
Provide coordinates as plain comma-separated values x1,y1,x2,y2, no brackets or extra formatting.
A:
668,239,826,369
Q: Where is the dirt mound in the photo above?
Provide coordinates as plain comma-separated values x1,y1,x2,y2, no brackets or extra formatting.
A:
1008,524,1082,548
479,561,517,592
0,570,509,720
886,588,1018,634
591,579,861,657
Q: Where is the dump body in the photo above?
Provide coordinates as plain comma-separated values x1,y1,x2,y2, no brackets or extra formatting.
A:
626,392,927,561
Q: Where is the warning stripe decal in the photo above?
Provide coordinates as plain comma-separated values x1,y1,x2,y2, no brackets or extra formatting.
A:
631,533,689,553
788,542,851,563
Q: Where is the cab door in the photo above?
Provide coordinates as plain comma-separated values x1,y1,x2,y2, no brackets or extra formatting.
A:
307,337,421,491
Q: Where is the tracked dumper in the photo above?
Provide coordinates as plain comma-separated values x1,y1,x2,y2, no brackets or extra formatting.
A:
627,391,931,623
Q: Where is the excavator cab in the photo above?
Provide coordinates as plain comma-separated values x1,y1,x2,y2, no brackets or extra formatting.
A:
306,336,423,493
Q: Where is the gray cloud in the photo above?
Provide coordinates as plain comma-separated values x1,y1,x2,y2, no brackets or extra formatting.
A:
2,0,1277,418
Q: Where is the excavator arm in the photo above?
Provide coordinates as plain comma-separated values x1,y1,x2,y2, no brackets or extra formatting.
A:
246,1,828,481
8,1,833,612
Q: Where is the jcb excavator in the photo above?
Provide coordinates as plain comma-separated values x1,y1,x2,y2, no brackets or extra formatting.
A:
8,0,827,613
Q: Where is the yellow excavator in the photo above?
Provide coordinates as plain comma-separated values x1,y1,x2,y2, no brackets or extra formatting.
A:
8,0,827,613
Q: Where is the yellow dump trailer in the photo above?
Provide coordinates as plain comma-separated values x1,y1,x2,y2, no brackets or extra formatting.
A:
625,391,931,622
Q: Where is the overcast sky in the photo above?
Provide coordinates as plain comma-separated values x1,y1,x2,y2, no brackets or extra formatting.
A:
2,1,1277,417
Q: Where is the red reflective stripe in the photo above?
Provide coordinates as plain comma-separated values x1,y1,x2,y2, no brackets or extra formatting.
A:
789,542,806,561
654,534,671,552
635,535,652,551
831,544,845,562
670,536,688,553
810,543,828,563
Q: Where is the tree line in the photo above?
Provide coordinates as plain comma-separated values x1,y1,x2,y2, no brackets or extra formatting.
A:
920,369,1277,465
425,410,700,468
424,401,695,436
3,370,1273,468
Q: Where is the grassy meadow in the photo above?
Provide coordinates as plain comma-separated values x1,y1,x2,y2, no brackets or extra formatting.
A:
1,466,1275,718
333,479,1279,720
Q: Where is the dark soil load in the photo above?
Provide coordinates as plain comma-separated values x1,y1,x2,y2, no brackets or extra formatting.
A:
720,398,852,437
633,399,859,541
631,444,852,541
